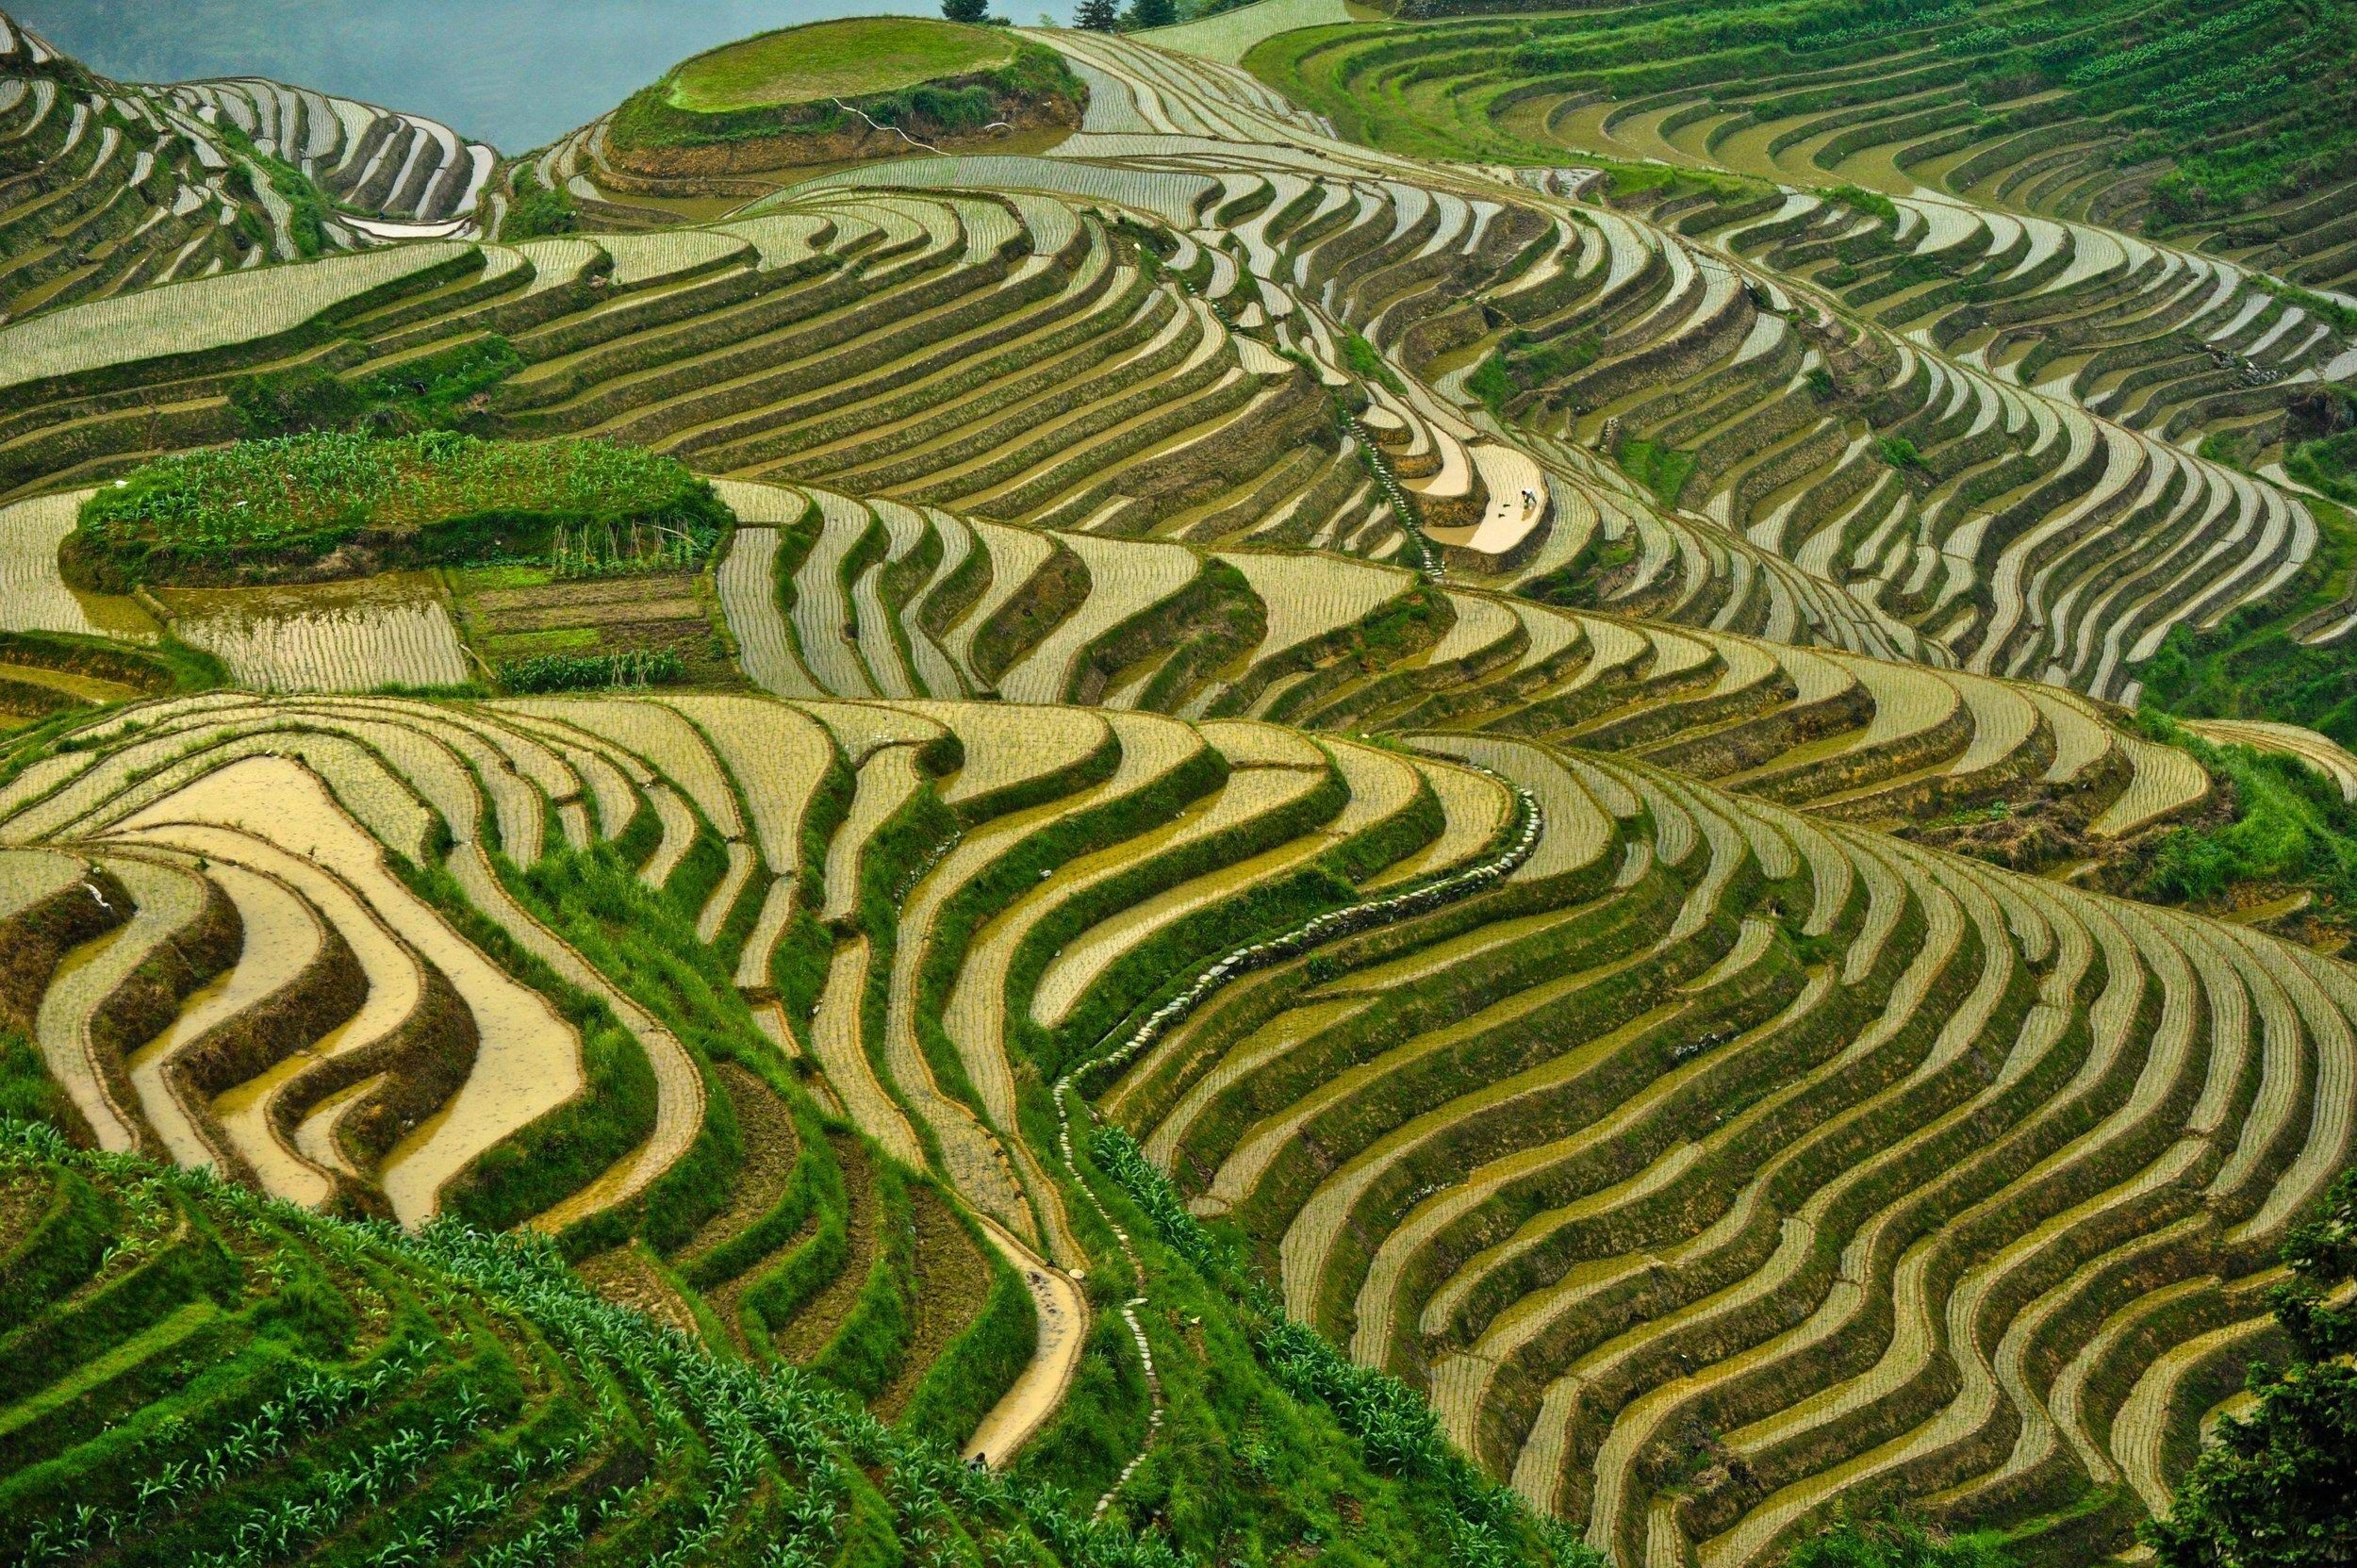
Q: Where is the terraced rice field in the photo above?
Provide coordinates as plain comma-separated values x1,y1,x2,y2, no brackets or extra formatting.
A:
0,2,2349,1559
0,685,1509,1421
699,481,2211,849
159,575,470,693
1106,734,2350,1563
0,17,493,322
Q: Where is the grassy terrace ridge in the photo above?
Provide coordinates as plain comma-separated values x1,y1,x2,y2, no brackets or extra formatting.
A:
67,433,733,590
667,17,1021,111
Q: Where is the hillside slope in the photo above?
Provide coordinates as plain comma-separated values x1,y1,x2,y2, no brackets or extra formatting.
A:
0,7,494,323
0,3,2351,1563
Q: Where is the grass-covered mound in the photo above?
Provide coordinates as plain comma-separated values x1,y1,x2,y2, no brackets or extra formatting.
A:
68,433,733,589
670,16,1019,109
605,18,1084,174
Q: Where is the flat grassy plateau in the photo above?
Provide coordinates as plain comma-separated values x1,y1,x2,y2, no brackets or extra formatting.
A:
667,17,1018,111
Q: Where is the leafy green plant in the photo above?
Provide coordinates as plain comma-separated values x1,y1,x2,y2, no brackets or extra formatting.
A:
499,650,687,693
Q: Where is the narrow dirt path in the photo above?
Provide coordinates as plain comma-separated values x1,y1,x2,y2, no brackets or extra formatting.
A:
963,1211,1091,1469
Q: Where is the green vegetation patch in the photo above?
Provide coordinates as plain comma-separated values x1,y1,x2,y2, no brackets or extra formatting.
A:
498,650,688,694
668,18,1018,111
1087,1126,1601,1568
1615,435,1697,509
1788,1511,2014,1568
2285,388,2357,505
71,433,732,589
2134,714,2357,917
228,338,524,440
2135,496,2357,743
0,1120,1220,1568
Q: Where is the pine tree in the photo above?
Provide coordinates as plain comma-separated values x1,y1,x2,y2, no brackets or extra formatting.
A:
1122,0,1177,27
1076,0,1119,30
942,0,991,23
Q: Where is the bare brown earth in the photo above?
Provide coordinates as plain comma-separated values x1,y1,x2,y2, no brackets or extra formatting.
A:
606,97,1081,180
681,1062,802,1262
873,1182,990,1419
577,1243,701,1337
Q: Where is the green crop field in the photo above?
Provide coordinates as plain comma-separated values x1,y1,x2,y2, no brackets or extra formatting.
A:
1,0,2354,1563
667,18,1022,110
70,434,730,587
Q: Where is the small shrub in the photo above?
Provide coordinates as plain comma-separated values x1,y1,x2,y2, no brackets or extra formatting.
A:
1825,184,1900,224
501,171,578,239
1342,332,1406,394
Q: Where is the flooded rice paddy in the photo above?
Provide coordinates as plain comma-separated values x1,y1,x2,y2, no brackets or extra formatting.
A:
161,572,471,692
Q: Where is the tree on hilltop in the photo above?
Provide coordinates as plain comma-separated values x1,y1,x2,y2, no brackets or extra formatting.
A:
1077,0,1119,29
943,0,992,22
1122,0,1178,27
